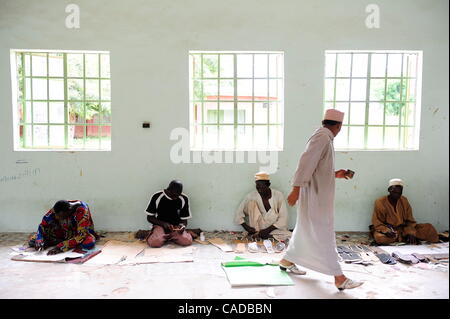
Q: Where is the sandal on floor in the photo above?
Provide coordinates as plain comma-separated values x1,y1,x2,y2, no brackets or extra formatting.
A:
279,263,306,275
336,278,364,291
375,253,397,265
392,251,420,264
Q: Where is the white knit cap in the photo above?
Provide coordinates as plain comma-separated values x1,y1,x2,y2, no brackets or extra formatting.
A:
324,109,344,122
389,178,404,187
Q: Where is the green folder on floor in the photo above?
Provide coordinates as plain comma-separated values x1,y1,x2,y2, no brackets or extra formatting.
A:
221,257,294,287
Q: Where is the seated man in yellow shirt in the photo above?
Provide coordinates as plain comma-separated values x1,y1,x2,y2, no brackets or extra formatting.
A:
370,178,439,245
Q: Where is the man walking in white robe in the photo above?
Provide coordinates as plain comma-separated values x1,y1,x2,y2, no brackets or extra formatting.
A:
279,109,363,291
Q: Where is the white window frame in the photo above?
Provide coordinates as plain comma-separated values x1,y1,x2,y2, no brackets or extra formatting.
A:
323,50,422,151
189,51,284,151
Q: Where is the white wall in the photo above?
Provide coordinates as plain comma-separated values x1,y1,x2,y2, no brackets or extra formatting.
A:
0,0,448,232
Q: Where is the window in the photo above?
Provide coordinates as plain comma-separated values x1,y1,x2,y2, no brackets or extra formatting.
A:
189,51,284,151
11,50,111,151
324,51,422,150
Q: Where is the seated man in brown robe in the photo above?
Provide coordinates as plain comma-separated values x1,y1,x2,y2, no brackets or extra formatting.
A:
370,178,439,245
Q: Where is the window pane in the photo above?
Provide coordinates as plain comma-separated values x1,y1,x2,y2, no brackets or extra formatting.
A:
348,126,364,149
403,54,418,78
101,80,111,100
86,79,100,100
405,79,416,101
269,54,283,78
33,102,47,123
402,127,416,149
367,127,383,149
203,79,218,98
49,125,65,147
324,79,335,101
237,102,252,124
101,102,112,123
203,54,218,78
25,78,31,99
387,54,402,77
386,79,402,100
350,79,367,101
254,79,268,98
25,102,32,123
237,79,252,97
190,125,202,149
100,54,110,78
336,54,351,77
68,102,84,123
49,79,64,100
254,125,268,149
269,102,281,124
352,54,368,77
86,102,101,124
24,124,32,147
325,53,336,77
219,80,233,97
368,103,384,125
254,54,268,78
190,55,201,79
33,125,48,147
32,78,47,100
219,102,234,124
68,125,85,148
236,125,252,150
334,103,349,124
205,102,218,123
67,54,83,77
254,102,269,124
269,79,283,101
237,54,253,78
385,102,402,125
84,126,101,149
404,103,415,126
68,79,83,100
24,54,31,76
369,79,385,101
203,125,218,149
220,54,234,78
349,103,366,125
31,53,47,76
48,53,64,77
49,102,65,123
384,127,399,148
85,54,99,78
370,54,386,77
335,79,350,101
269,125,283,149
334,126,348,149
219,125,234,149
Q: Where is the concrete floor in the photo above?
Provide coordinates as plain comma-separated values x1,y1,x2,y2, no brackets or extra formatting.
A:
0,237,448,299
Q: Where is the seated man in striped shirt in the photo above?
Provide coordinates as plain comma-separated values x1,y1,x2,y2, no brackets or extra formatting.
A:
145,180,193,247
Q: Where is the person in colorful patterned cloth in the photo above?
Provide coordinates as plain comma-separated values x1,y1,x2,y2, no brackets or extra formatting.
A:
28,200,98,255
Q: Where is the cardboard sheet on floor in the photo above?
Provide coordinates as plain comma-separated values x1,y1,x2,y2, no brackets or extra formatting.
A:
84,240,147,265
222,264,294,287
208,238,233,252
120,244,194,264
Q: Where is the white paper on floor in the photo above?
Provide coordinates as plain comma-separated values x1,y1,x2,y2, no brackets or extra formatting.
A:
11,247,84,262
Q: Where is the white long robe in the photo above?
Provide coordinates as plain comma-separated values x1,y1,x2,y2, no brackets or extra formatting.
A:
234,189,292,241
284,127,343,276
